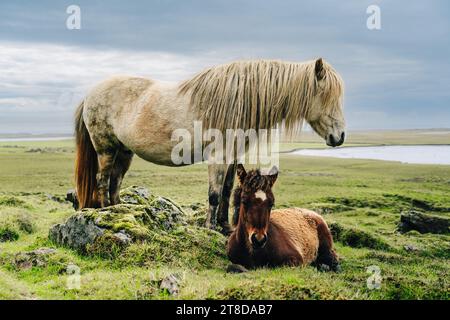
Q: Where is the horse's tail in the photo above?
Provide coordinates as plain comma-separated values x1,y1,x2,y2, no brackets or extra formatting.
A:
74,101,98,209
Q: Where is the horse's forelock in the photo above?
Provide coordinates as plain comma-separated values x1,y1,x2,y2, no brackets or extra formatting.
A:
234,170,273,208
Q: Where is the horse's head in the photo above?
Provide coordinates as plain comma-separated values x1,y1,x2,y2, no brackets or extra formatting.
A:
234,164,278,250
306,58,345,147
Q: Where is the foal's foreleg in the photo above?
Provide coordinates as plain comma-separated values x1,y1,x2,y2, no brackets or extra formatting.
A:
96,151,117,207
315,221,340,272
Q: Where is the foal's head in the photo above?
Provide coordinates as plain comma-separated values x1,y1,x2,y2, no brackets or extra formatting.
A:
233,164,278,249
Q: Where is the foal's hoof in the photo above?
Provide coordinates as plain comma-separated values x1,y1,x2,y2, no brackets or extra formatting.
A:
317,263,341,273
227,264,249,273
317,264,331,272
333,263,342,273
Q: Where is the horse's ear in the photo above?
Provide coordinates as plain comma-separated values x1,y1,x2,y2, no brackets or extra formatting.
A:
268,166,278,186
236,163,247,184
315,58,325,80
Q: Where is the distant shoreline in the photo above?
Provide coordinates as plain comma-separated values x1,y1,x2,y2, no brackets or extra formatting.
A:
0,136,73,142
0,128,448,143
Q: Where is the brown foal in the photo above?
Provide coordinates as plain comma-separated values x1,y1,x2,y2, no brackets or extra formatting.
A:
227,164,340,271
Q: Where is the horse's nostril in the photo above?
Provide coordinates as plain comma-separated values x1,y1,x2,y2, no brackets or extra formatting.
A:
261,234,267,245
335,132,345,146
328,134,336,147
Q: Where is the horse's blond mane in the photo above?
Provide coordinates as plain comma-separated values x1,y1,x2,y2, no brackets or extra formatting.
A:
178,59,343,134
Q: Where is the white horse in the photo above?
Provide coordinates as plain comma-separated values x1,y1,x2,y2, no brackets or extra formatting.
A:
74,58,345,233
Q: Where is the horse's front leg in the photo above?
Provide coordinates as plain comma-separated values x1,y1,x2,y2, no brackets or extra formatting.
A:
207,163,236,234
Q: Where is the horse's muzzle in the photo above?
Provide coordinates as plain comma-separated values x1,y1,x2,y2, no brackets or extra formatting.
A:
251,233,267,249
327,132,345,147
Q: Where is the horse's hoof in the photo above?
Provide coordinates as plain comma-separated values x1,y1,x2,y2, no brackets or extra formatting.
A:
219,223,234,236
66,190,79,210
100,199,111,208
227,264,248,273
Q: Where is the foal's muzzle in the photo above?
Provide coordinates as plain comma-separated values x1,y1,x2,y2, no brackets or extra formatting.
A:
251,233,267,249
327,132,345,147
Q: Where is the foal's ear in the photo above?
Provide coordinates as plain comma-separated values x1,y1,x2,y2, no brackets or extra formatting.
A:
315,58,325,80
236,163,247,184
268,166,278,186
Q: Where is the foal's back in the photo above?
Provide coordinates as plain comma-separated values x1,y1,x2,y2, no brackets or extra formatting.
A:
270,208,326,265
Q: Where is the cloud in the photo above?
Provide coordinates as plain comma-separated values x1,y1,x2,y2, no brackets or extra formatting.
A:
0,42,219,133
0,41,216,109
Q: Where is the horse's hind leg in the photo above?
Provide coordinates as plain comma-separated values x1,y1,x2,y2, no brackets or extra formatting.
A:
315,221,340,272
109,149,133,205
96,151,118,207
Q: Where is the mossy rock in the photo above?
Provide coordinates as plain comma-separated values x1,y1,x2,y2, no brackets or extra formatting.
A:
49,186,226,268
398,210,450,234
119,186,154,205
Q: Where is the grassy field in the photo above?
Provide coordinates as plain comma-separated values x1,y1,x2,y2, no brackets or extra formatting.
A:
0,130,449,300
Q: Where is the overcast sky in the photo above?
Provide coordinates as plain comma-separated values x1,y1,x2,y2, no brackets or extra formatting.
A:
0,0,449,134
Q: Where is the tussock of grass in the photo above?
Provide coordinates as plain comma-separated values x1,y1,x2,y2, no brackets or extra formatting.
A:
0,211,36,243
0,226,19,242
15,214,36,234
330,223,391,250
118,226,227,269
0,196,29,208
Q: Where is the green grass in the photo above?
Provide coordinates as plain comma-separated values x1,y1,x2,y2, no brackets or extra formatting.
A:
0,132,449,300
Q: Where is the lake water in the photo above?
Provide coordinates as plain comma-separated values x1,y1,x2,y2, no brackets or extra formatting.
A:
291,145,450,165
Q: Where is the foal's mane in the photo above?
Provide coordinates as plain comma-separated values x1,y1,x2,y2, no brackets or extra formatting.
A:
179,59,343,134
